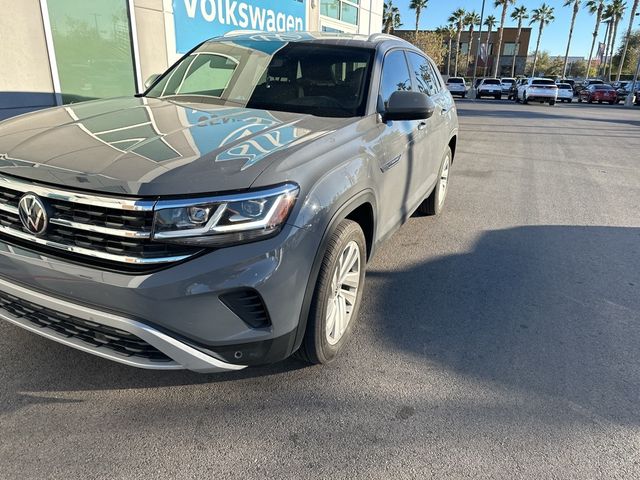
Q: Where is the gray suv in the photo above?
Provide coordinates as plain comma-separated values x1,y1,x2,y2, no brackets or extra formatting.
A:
0,33,458,372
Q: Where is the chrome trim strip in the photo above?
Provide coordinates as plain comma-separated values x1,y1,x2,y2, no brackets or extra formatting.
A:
0,174,155,211
0,224,190,265
48,218,152,239
0,202,18,215
0,276,246,373
154,183,298,210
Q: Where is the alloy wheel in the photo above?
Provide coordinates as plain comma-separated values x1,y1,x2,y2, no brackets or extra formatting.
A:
438,153,451,208
325,241,361,345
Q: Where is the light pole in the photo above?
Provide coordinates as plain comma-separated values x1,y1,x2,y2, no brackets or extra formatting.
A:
625,13,639,108
470,0,486,99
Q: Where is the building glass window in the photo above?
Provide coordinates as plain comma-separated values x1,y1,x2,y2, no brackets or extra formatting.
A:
503,43,519,56
46,0,137,103
459,42,469,55
321,0,359,25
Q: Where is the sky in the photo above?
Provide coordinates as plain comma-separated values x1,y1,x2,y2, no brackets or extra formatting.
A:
394,0,640,57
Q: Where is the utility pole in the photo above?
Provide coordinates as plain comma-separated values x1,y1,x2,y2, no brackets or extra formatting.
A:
471,0,486,99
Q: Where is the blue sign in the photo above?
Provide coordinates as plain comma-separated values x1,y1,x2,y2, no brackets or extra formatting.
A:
173,0,307,54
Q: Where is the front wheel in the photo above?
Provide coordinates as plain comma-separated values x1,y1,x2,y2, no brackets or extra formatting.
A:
298,219,366,364
417,146,452,216
549,99,556,106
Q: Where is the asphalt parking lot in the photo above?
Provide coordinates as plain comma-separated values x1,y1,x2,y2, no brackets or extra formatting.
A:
1,99,639,479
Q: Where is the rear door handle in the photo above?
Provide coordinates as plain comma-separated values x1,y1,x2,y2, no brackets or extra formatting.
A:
417,121,427,131
440,107,450,115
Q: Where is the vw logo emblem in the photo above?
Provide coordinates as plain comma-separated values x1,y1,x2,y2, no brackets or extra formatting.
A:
18,193,48,236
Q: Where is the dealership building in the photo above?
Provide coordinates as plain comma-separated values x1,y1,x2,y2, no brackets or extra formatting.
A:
1,0,383,120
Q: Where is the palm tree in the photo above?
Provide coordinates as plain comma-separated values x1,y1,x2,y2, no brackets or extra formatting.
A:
382,0,402,34
445,24,457,76
603,0,626,80
529,3,555,76
585,0,606,79
482,15,497,76
448,8,467,76
616,0,639,80
561,0,582,79
510,6,528,76
409,0,429,40
493,0,516,77
465,11,481,73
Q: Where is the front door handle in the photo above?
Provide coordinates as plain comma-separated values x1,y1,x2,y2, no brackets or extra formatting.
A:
417,121,427,131
440,107,450,115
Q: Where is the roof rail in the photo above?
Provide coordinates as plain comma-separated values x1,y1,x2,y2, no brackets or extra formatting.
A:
223,30,265,37
367,33,403,43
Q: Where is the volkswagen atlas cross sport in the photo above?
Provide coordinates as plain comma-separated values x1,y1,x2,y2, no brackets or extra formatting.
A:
0,32,458,372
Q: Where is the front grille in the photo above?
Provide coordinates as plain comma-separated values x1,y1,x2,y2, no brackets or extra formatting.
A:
0,290,170,362
0,174,201,271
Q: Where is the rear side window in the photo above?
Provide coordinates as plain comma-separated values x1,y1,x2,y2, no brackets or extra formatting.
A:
407,52,438,96
379,50,412,108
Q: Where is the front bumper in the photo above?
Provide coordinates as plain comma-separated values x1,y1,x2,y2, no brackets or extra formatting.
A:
0,276,245,372
0,222,318,371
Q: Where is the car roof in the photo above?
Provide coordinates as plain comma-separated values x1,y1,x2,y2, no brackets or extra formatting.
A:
205,31,414,50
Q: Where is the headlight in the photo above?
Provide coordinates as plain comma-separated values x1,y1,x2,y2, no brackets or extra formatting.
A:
152,183,299,247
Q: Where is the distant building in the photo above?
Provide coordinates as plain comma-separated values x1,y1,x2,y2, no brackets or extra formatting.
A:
394,27,532,77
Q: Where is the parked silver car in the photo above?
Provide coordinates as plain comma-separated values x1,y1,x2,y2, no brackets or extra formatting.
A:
0,33,459,372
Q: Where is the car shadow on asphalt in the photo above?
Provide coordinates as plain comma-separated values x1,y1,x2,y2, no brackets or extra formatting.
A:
2,225,639,426
364,225,640,425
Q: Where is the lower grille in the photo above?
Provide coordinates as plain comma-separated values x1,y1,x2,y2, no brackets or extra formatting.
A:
0,290,170,362
220,289,271,329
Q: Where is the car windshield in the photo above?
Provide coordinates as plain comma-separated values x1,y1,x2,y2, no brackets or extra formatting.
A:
146,39,374,118
483,79,501,85
532,79,555,86
448,78,464,84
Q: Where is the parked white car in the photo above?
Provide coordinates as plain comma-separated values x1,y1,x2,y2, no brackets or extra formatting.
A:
476,78,503,99
556,83,574,103
500,77,516,95
446,77,468,98
516,78,558,105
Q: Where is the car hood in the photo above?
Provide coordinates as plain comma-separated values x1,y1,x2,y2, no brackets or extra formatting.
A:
0,97,346,196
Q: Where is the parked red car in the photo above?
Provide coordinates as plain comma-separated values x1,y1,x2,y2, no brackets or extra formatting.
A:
578,84,617,104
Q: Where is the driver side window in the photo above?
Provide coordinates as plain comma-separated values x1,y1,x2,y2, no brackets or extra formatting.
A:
379,50,412,109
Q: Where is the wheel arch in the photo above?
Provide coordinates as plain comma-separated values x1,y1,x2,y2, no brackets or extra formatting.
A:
292,190,377,354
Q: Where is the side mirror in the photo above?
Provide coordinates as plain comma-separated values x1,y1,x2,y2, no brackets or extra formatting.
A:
384,91,436,121
144,74,161,90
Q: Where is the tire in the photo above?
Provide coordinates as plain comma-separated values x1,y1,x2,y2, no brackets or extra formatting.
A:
608,101,615,105
588,99,593,104
462,93,466,99
417,146,452,216
523,93,528,105
577,96,582,103
298,219,366,364
495,95,501,100
477,93,482,99
598,100,602,104
549,99,556,106
568,98,572,103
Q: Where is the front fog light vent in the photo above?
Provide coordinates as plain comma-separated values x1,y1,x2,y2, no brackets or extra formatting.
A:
220,289,271,329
